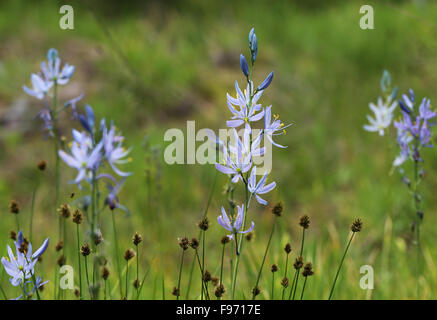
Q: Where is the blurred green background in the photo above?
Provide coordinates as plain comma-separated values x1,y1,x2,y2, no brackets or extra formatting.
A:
1,0,437,299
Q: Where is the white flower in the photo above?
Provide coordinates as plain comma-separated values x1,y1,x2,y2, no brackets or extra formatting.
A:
363,97,396,136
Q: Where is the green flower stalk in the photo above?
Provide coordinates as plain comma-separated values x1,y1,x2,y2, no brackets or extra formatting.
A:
328,219,362,300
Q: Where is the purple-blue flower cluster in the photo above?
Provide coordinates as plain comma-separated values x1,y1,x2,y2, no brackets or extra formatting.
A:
394,90,436,166
1,231,49,299
215,28,290,238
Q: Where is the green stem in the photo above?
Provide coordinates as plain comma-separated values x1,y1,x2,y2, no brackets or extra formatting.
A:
125,260,129,299
136,245,139,299
328,232,356,300
252,217,276,300
111,209,123,298
176,250,185,300
76,225,82,299
185,171,217,300
84,256,92,299
281,253,289,300
194,249,210,300
271,272,275,300
231,185,250,299
300,277,308,300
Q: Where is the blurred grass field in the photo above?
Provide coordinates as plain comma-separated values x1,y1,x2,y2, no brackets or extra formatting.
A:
1,0,437,299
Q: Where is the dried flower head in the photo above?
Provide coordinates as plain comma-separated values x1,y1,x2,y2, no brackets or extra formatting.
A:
293,256,304,270
252,286,260,297
203,270,212,283
133,232,143,246
198,217,210,231
299,215,310,229
302,262,314,277
57,254,66,267
74,288,80,298
272,202,283,217
172,286,180,297
221,235,231,245
215,284,226,298
72,210,83,224
59,203,71,218
9,230,17,241
37,160,47,171
55,240,64,252
189,238,199,250
94,230,103,246
133,279,140,289
9,200,20,214
271,264,279,273
124,248,136,261
284,243,292,254
80,243,91,257
281,277,289,288
101,266,110,280
245,232,254,242
351,218,363,233
178,236,189,251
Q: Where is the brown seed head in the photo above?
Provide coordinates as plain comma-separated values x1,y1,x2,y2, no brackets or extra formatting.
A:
351,218,363,233
299,215,310,229
293,256,304,270
221,235,231,245
55,240,64,252
252,286,260,296
133,279,140,289
9,200,20,214
215,284,226,298
302,262,314,277
74,288,80,298
203,270,212,283
284,243,292,254
271,264,279,273
178,236,189,251
59,203,71,218
272,202,283,217
172,286,180,297
189,237,199,250
281,277,289,288
198,217,210,231
211,277,219,287
245,232,254,241
80,243,91,257
37,160,47,171
9,230,17,241
57,254,66,267
124,248,136,261
101,266,110,280
72,210,83,224
133,232,143,246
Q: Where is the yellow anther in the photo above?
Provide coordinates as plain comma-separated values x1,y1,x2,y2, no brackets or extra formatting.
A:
274,114,279,120
68,142,73,148
280,123,284,127
283,130,287,135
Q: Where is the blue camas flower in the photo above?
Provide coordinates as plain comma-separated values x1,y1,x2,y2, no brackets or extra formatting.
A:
23,48,74,100
217,205,255,240
58,135,103,185
393,90,436,166
263,106,291,148
1,231,49,287
102,124,132,177
226,81,264,130
363,97,397,136
248,167,276,205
